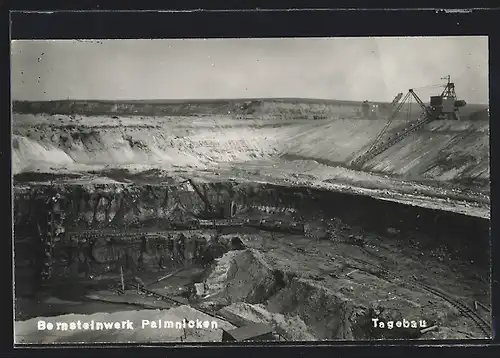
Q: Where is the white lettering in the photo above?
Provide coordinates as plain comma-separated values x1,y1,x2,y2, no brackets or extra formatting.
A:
371,317,429,331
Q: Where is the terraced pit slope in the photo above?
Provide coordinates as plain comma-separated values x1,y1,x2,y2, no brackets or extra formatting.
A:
12,99,491,343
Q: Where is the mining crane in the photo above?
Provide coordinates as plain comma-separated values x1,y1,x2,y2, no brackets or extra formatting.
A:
350,76,466,169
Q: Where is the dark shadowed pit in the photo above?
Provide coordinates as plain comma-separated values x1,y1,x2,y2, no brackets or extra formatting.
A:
13,176,491,342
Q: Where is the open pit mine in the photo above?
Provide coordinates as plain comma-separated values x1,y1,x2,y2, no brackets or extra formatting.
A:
12,83,491,344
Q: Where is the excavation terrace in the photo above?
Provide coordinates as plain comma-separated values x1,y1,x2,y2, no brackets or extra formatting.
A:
12,98,491,343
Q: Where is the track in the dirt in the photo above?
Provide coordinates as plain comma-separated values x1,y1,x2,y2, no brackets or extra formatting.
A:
346,255,491,338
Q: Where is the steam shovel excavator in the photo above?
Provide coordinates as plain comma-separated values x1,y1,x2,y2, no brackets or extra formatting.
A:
179,179,237,220
351,75,466,170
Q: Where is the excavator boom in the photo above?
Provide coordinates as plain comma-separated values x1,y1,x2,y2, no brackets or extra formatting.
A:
181,179,213,212
409,89,433,116
351,89,431,168
351,77,463,170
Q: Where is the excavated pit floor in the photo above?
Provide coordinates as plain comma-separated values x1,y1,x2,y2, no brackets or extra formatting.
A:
13,176,491,343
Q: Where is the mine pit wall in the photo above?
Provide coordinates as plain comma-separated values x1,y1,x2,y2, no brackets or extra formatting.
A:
362,121,490,185
13,181,490,289
12,110,489,187
284,119,489,186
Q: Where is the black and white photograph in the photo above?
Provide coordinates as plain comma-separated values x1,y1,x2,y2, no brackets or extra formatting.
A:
11,37,491,344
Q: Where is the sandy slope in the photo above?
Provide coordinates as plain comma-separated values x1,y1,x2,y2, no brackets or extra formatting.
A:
11,111,490,220
12,115,318,174
12,114,489,188
284,119,489,183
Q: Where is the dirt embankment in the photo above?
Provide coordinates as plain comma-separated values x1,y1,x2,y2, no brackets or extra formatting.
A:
284,119,489,186
12,111,489,188
14,181,490,276
12,115,318,175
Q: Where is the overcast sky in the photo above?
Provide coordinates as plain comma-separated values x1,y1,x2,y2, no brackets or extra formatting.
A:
10,37,489,104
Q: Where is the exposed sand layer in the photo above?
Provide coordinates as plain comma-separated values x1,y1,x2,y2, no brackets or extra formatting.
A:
12,114,489,188
12,113,490,218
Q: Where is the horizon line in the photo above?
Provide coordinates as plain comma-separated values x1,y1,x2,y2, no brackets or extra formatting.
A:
11,97,385,103
11,97,490,106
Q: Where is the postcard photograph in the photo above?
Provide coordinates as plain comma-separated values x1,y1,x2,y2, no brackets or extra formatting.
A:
11,36,491,344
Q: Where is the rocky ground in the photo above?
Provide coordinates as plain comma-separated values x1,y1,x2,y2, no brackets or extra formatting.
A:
13,180,491,343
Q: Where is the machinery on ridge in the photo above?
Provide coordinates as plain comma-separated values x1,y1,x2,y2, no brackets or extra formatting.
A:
361,92,404,120
351,76,466,169
180,179,236,220
429,75,466,121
